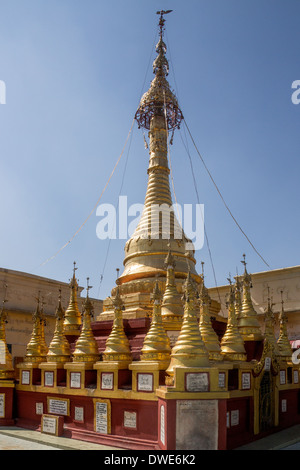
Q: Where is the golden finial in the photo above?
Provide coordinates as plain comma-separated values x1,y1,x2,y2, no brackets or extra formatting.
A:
277,290,292,360
238,254,263,341
166,272,209,380
47,289,71,363
102,283,132,366
72,278,100,365
39,294,48,358
220,283,247,362
64,262,82,336
140,280,171,369
199,264,223,362
234,268,242,321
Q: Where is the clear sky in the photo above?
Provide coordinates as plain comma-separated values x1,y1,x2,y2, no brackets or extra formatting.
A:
0,0,299,302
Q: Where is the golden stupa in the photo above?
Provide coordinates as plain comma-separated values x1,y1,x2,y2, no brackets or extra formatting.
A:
99,12,205,322
238,255,263,342
72,279,100,365
220,282,247,362
0,292,15,380
46,290,71,363
24,296,48,364
199,264,223,362
140,280,171,369
263,288,280,356
277,292,292,361
161,250,184,329
64,262,82,336
101,285,132,366
166,271,210,381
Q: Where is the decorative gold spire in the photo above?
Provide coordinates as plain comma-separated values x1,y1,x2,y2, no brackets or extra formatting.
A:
0,286,14,379
238,255,263,341
72,279,99,364
39,297,49,358
118,12,199,288
47,290,71,363
199,263,223,362
102,285,132,366
24,295,47,364
64,262,82,336
263,287,280,356
277,291,292,360
220,279,246,362
166,271,209,380
234,274,242,321
140,280,171,369
161,250,184,326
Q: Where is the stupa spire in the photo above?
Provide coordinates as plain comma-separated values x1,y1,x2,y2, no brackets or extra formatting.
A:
199,263,223,362
140,279,171,369
72,278,99,365
220,279,247,362
238,254,263,341
0,286,14,379
119,11,199,288
47,289,71,363
166,271,209,382
161,249,184,326
24,294,47,364
277,291,292,360
102,285,132,366
263,287,280,356
64,262,82,336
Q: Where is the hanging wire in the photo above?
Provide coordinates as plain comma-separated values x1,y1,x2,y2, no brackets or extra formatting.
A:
97,124,134,298
39,118,135,268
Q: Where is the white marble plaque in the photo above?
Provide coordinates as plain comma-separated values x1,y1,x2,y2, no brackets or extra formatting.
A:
48,398,69,416
280,370,286,385
137,373,153,392
124,411,137,429
281,399,287,412
185,372,209,392
0,394,5,418
0,340,5,365
95,401,109,434
70,372,81,389
74,406,84,422
226,412,230,428
101,372,114,390
41,415,57,435
264,357,271,371
36,403,43,415
45,371,54,387
218,372,226,389
231,409,239,426
294,370,299,384
241,372,251,390
160,405,165,446
21,370,30,385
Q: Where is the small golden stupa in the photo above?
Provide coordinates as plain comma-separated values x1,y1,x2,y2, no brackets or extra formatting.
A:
140,280,171,369
277,291,292,361
238,255,263,341
24,296,48,364
234,275,242,321
263,288,280,356
0,290,15,380
220,281,247,362
199,263,223,362
166,271,210,380
46,289,71,363
102,285,132,367
161,251,184,330
63,262,82,337
39,298,49,359
72,279,100,365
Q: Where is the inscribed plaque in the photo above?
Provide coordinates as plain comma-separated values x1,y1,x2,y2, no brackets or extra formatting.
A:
101,372,114,390
137,373,153,392
44,371,54,387
280,370,286,385
160,405,165,446
0,394,5,418
294,370,299,384
231,409,239,426
36,403,43,415
185,372,209,392
70,372,81,389
124,411,137,429
218,372,226,389
41,415,58,435
48,398,69,416
94,399,111,434
74,406,84,422
281,399,287,412
21,370,30,385
241,372,251,390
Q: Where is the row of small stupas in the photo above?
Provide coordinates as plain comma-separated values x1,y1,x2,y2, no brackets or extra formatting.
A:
0,251,293,384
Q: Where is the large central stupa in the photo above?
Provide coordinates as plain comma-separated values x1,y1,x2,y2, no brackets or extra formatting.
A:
99,12,220,323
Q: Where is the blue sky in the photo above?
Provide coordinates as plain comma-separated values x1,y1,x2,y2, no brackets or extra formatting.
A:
0,0,299,301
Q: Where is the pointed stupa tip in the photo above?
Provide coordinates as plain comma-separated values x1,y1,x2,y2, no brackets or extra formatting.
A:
135,10,183,131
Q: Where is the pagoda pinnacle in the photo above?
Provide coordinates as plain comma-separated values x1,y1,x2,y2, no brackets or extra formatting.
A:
238,254,263,341
47,289,71,364
277,291,292,361
64,262,82,336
